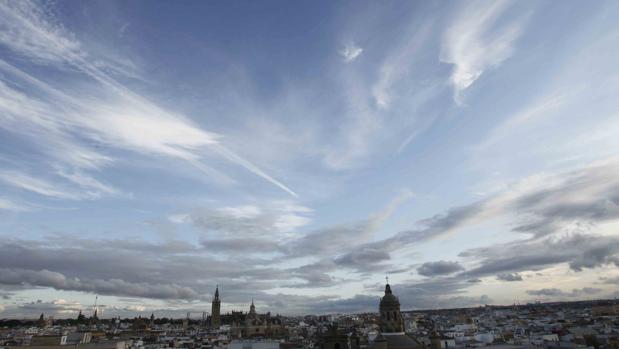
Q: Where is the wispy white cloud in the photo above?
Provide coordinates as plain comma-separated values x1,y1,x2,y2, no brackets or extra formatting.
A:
174,200,312,242
469,17,619,177
0,1,297,197
0,1,83,66
440,0,527,104
340,42,363,63
56,170,122,198
471,80,619,178
0,197,30,211
324,17,442,169
372,22,433,108
1,0,617,315
321,92,378,170
0,171,79,200
211,144,298,197
475,91,568,153
0,170,118,200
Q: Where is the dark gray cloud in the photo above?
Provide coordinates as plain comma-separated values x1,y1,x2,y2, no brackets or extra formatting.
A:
569,245,619,271
378,203,485,251
0,268,200,300
496,273,523,281
369,159,619,259
284,222,372,257
460,233,619,279
307,281,492,313
387,266,412,274
507,162,619,238
417,260,464,277
14,299,83,314
303,294,378,314
0,235,352,311
324,160,619,271
527,288,564,297
526,287,602,298
383,277,489,310
201,237,281,253
599,276,619,284
0,237,293,305
334,246,392,272
311,201,487,276
285,260,337,288
185,192,412,263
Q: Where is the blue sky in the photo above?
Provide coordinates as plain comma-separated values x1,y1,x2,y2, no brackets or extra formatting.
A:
1,0,619,318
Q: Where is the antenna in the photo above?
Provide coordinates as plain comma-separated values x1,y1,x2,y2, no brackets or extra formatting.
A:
385,276,389,284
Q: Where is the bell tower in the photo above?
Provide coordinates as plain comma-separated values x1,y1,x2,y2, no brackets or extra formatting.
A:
379,281,404,333
211,285,221,328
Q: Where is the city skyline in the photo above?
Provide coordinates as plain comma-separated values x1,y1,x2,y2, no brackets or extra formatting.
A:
3,283,618,320
1,0,619,318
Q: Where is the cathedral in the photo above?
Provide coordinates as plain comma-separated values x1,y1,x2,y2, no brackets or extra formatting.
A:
230,300,285,338
209,286,284,338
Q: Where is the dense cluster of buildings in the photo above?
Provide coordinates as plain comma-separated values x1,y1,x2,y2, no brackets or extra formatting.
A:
2,283,618,349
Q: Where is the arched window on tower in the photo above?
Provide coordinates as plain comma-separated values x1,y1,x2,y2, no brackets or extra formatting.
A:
335,343,341,349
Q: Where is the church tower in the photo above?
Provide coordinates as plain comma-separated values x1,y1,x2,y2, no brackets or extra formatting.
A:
370,281,421,349
379,282,404,333
247,299,257,321
249,300,256,315
211,285,221,328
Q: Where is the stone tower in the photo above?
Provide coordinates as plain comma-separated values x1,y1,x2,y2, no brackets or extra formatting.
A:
211,285,221,328
379,283,404,333
369,281,421,349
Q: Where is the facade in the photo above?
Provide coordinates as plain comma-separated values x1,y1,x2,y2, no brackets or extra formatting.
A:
231,300,285,338
592,304,619,316
319,324,349,349
30,335,67,346
211,286,221,328
227,340,281,349
66,332,92,345
9,341,126,349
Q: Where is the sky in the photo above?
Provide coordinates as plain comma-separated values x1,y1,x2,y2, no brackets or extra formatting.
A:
1,0,619,319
